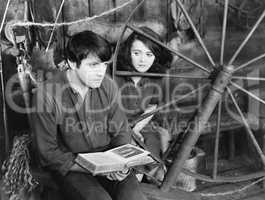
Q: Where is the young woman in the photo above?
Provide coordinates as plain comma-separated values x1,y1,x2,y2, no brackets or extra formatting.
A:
116,27,173,181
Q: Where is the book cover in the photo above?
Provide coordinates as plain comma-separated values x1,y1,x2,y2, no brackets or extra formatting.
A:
75,144,154,175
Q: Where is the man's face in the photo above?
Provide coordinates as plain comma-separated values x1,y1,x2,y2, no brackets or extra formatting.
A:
76,54,107,88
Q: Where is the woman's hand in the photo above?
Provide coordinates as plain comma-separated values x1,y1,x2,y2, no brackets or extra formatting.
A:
132,129,145,142
133,104,157,134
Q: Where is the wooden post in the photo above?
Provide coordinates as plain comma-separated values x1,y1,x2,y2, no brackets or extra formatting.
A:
88,0,93,17
259,62,265,188
0,46,9,159
228,132,235,160
112,0,117,22
161,65,234,191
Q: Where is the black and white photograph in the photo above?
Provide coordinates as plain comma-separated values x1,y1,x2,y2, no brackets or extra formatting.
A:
0,0,265,200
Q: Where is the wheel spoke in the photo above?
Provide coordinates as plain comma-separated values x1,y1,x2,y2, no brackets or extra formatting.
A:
0,0,11,34
230,81,265,106
232,76,265,82
213,100,222,179
216,0,249,16
45,0,66,52
127,24,211,74
233,53,265,73
175,0,215,67
131,84,209,127
220,0,229,65
228,8,265,65
115,70,209,79
227,87,265,166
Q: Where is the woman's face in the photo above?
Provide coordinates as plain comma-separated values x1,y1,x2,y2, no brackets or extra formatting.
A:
130,40,155,73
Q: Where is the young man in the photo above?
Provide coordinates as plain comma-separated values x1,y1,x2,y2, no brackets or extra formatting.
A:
31,31,147,200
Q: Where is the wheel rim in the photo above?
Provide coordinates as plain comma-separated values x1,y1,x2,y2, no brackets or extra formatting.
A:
112,0,265,189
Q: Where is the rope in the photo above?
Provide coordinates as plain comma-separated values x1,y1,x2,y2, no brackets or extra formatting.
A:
199,176,265,197
1,135,38,199
0,0,12,34
11,0,136,28
45,0,66,52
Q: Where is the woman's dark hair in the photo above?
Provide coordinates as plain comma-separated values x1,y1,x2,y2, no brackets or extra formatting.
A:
117,26,172,73
66,30,111,67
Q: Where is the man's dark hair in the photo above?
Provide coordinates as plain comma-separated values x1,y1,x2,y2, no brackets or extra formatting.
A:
66,31,111,66
117,26,172,73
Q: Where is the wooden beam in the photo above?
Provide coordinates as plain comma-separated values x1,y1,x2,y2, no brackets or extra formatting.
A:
88,0,93,16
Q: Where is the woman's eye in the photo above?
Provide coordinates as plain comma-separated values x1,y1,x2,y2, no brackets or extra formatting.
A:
132,51,140,56
146,53,153,57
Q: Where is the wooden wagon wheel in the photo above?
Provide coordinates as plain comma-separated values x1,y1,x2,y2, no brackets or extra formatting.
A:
112,0,265,191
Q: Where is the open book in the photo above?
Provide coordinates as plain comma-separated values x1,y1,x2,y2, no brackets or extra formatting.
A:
75,144,154,175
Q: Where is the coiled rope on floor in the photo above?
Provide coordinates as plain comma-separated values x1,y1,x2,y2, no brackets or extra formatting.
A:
1,135,38,200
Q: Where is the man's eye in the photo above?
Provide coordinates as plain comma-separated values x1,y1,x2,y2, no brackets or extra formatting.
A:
90,63,100,67
103,61,110,65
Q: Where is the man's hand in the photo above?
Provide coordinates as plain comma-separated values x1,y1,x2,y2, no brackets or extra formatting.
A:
104,169,130,181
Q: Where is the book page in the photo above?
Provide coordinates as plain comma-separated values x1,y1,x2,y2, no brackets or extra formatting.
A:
126,155,155,168
80,152,121,165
